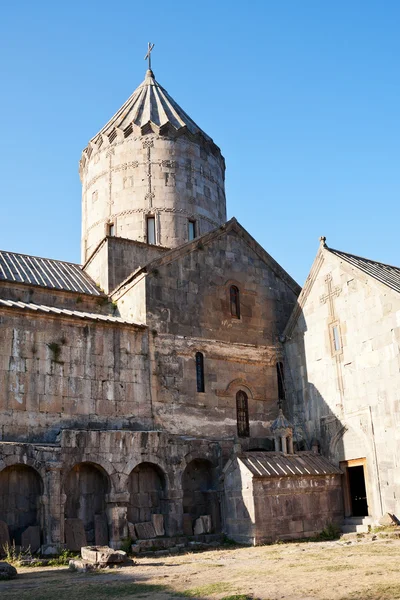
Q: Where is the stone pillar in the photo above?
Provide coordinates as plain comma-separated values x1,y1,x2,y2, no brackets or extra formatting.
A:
42,462,63,554
281,436,287,454
106,492,129,549
164,489,184,537
274,436,280,452
288,436,294,455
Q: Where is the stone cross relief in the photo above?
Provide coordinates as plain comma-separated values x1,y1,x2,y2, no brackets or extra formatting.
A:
319,273,341,318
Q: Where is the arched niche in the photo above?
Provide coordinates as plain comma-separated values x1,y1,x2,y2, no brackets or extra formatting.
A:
127,462,166,524
0,465,43,545
64,462,109,544
182,459,220,532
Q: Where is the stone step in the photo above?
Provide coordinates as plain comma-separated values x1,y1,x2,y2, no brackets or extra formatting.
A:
342,516,373,533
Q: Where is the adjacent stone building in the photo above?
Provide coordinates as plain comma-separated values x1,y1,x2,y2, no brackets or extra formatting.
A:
0,60,395,552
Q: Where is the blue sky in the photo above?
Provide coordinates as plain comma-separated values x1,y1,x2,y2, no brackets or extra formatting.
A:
1,1,399,284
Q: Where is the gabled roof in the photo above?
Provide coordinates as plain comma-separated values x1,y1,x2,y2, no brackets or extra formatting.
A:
0,298,142,326
283,239,400,338
237,451,342,478
111,218,301,298
0,250,103,296
328,247,400,294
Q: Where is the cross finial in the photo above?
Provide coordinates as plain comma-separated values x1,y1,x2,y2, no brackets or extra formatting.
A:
144,42,155,71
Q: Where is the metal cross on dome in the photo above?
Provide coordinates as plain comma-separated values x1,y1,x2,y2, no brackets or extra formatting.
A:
144,42,155,70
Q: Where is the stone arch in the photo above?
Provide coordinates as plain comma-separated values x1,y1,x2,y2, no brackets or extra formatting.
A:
182,458,220,533
123,455,172,491
0,464,43,545
64,462,110,545
222,378,254,399
127,462,167,526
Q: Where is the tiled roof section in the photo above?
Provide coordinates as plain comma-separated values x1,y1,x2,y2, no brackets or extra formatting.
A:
90,69,214,144
0,250,102,296
328,248,400,294
238,452,342,478
0,298,141,326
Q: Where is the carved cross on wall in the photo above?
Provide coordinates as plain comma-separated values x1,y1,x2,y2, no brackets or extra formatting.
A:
320,273,341,319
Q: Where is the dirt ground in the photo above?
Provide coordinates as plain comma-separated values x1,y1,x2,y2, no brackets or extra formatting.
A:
2,535,400,600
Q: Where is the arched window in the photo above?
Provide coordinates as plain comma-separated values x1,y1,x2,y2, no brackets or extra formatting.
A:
230,285,240,318
195,352,205,393
276,362,285,404
236,390,249,437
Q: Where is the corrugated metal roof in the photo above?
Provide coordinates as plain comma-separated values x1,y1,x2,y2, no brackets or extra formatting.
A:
328,248,400,294
0,298,140,326
0,250,102,296
238,452,342,478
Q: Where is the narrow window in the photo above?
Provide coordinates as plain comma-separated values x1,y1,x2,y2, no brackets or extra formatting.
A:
230,285,240,318
188,220,196,241
195,352,205,393
147,216,156,244
332,325,341,352
108,223,115,236
276,362,285,403
236,390,249,437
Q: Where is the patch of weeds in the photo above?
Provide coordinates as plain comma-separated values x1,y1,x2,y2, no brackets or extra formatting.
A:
47,549,78,566
314,522,341,541
182,582,233,597
119,537,132,554
222,534,241,547
47,342,63,363
96,296,109,307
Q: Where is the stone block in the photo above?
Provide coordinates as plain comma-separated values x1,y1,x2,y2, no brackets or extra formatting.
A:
69,559,96,573
193,518,205,535
134,521,156,539
183,514,193,536
95,514,109,546
379,512,398,526
65,518,87,552
0,561,17,580
81,545,127,565
0,521,10,552
151,514,165,537
200,515,212,534
128,522,137,541
21,526,41,553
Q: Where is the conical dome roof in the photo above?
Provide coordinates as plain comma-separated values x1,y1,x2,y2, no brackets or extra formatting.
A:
89,69,215,145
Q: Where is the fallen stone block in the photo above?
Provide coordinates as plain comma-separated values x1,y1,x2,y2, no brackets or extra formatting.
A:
65,518,87,552
21,526,41,553
152,514,165,537
69,559,96,573
134,521,156,539
379,513,398,526
193,518,205,535
0,561,17,580
81,546,127,565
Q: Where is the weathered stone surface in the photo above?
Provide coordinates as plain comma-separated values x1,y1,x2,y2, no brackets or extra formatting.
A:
379,513,397,526
65,518,87,552
0,561,17,580
183,514,193,536
21,526,41,553
193,518,205,535
95,514,108,546
69,559,96,573
134,522,156,540
0,521,10,552
200,515,212,534
81,546,126,565
127,522,137,541
152,514,165,537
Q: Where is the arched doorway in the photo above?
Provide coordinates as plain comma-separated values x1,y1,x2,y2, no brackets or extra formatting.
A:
127,462,166,525
0,465,43,545
182,459,220,533
64,462,109,544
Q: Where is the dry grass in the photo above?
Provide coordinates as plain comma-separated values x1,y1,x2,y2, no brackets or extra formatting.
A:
2,537,400,599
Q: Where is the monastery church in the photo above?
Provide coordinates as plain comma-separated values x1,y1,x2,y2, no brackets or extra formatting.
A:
1,53,399,553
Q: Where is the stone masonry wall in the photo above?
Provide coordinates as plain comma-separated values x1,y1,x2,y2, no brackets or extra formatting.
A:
0,309,152,442
285,247,400,520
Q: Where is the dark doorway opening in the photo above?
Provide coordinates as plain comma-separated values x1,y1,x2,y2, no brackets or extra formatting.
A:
348,465,368,517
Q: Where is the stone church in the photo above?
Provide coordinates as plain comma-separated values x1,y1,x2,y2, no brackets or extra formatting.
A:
0,57,397,552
